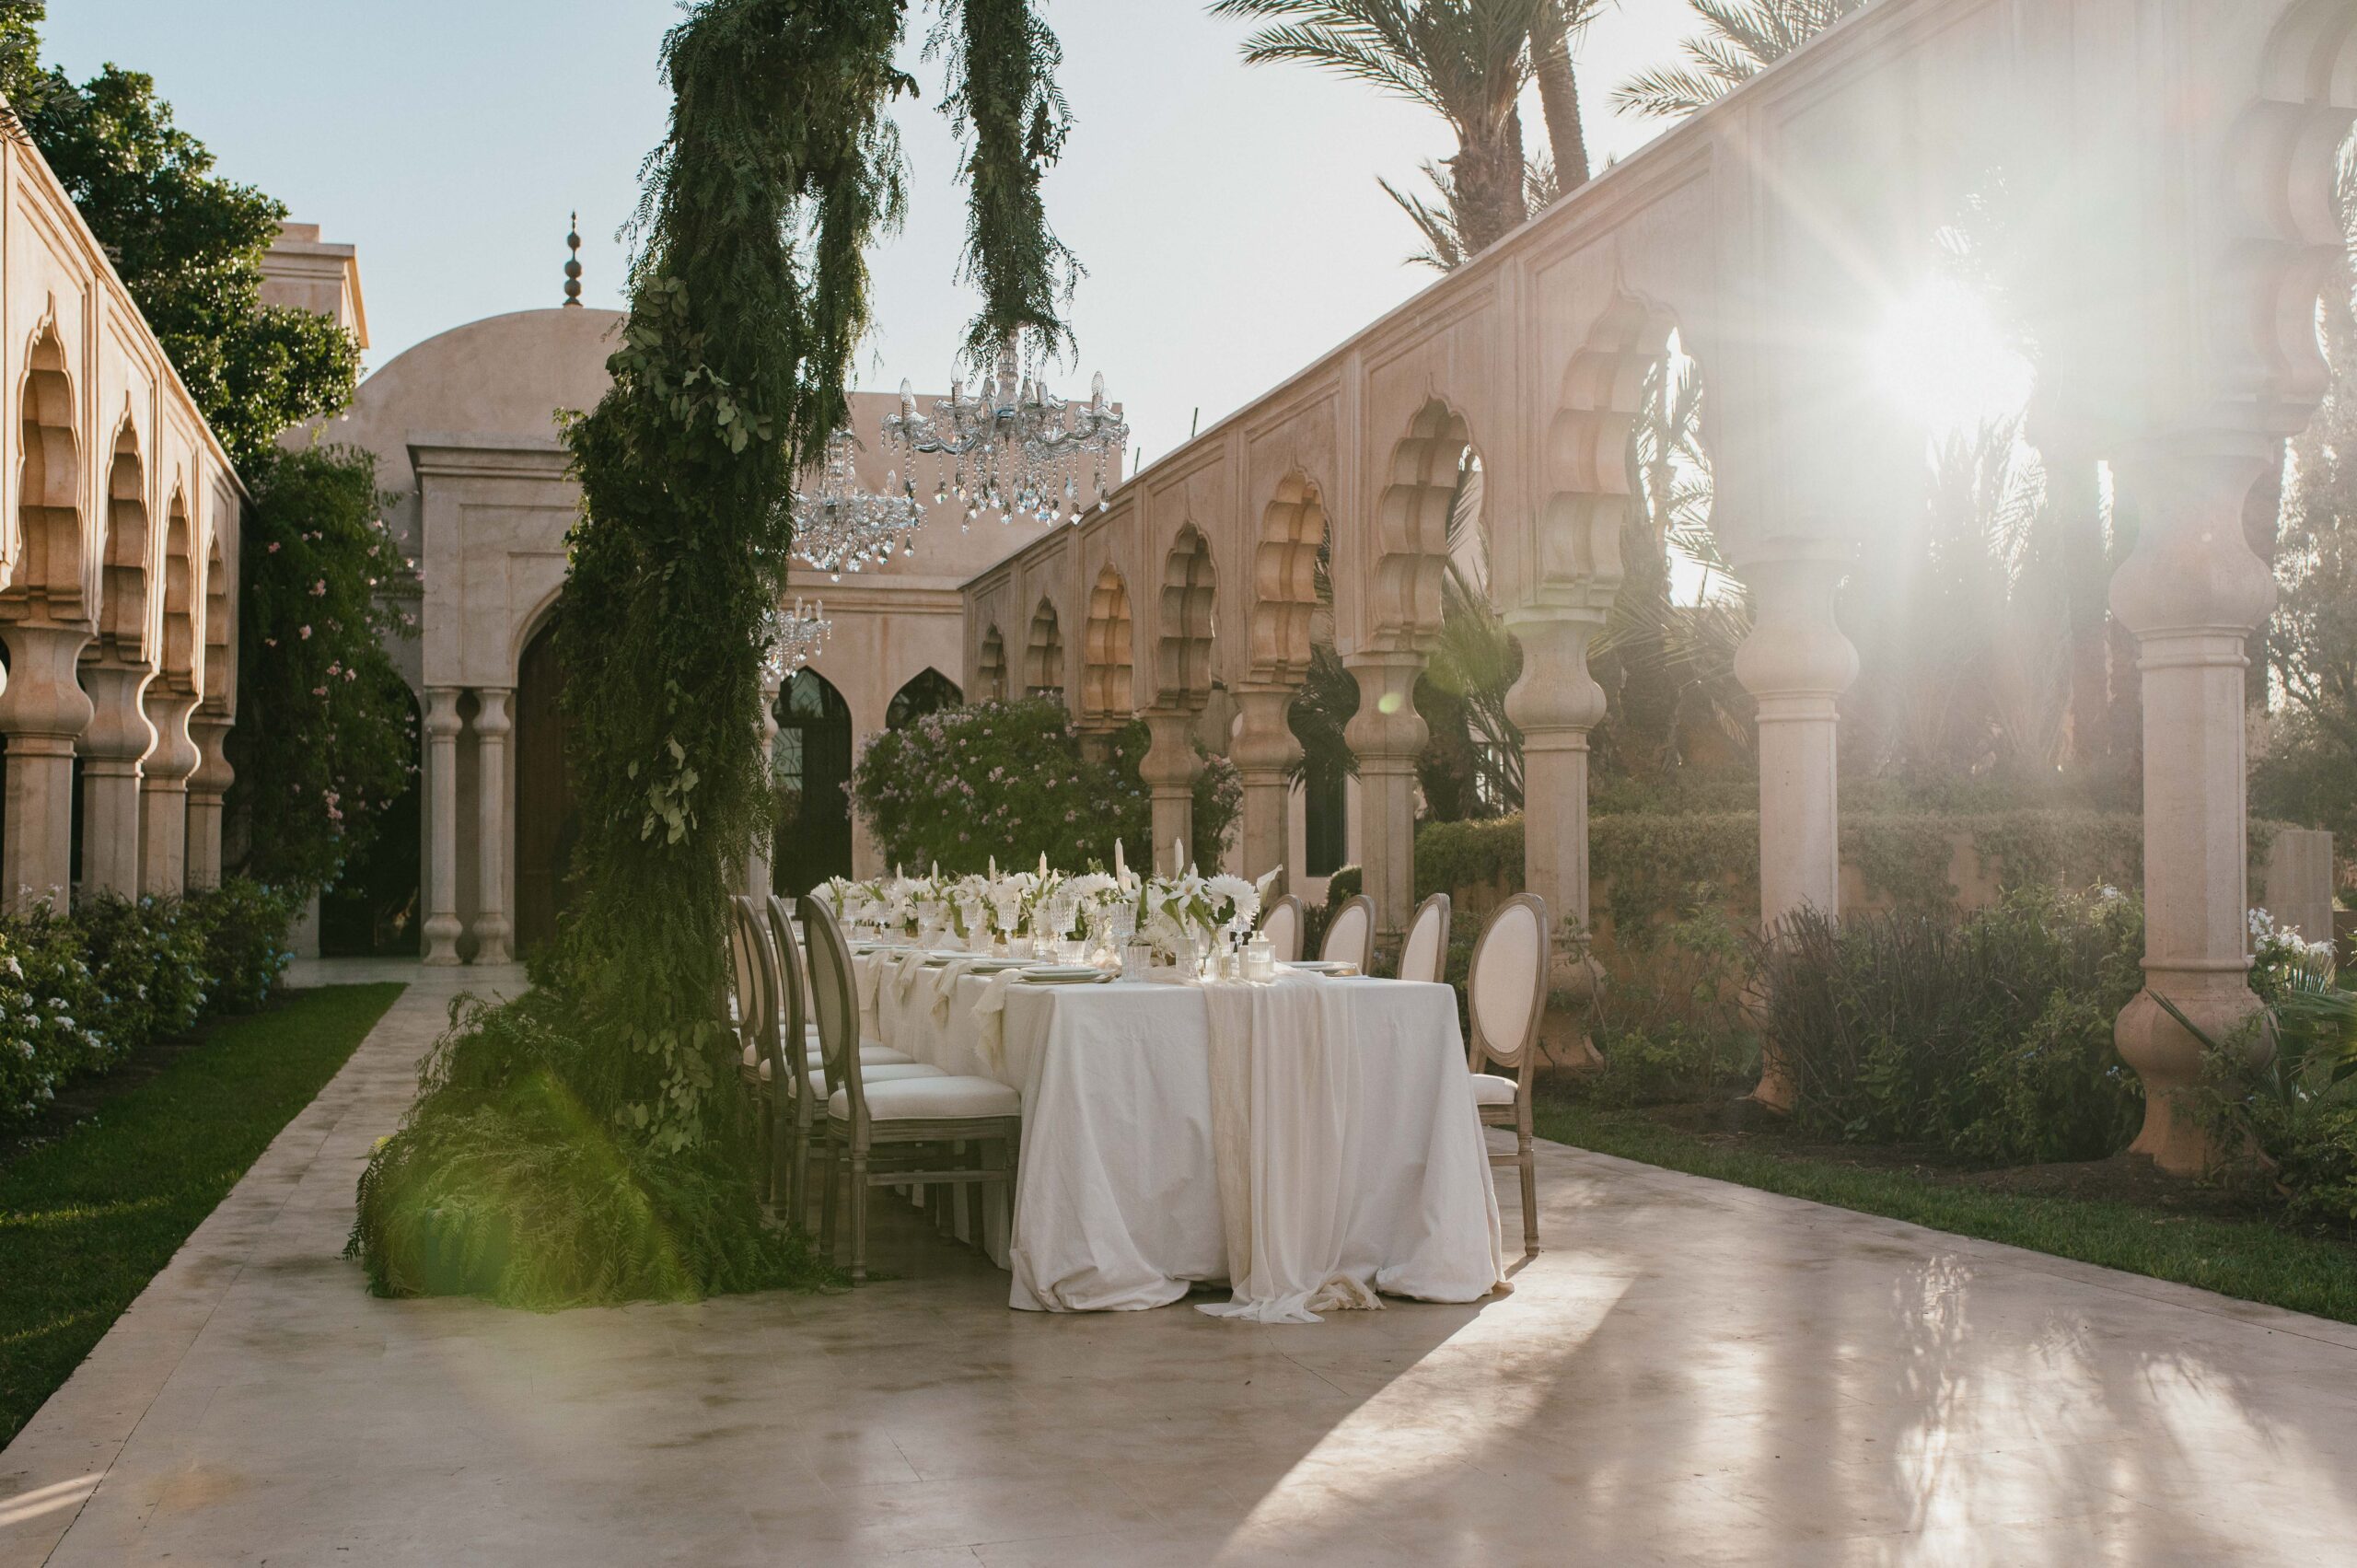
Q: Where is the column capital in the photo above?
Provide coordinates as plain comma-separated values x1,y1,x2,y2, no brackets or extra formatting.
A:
471,685,514,738
1341,650,1428,763
424,686,466,738
2106,444,2277,645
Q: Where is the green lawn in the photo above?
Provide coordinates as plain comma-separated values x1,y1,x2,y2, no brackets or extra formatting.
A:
0,983,403,1446
1536,1099,2357,1327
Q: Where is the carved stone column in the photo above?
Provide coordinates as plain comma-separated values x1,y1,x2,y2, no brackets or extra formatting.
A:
78,658,155,898
0,625,93,912
1139,708,1203,872
186,710,233,889
1343,649,1429,949
1228,683,1300,884
138,683,201,898
1504,613,1608,932
2107,443,2278,1173
1733,542,1860,1111
422,686,465,965
471,687,514,964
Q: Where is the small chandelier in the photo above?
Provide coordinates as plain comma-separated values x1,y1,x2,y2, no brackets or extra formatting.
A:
880,333,1130,528
763,597,831,682
790,427,925,580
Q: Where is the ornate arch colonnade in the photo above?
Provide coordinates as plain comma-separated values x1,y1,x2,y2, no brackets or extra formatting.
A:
0,123,244,913
960,0,2357,1169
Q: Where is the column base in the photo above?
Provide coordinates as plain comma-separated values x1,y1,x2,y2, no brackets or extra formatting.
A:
2115,982,2264,1175
422,915,465,966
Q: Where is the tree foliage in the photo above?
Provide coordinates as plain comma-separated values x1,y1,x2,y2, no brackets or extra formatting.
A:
2257,151,2357,851
1213,0,1601,268
353,0,1086,1306
0,2,358,466
1614,0,1869,122
226,447,417,895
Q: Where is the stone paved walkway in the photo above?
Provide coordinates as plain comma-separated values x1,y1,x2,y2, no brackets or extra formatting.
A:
5,960,2356,1566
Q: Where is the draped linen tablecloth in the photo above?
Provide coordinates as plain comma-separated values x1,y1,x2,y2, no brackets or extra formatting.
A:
848,951,1505,1316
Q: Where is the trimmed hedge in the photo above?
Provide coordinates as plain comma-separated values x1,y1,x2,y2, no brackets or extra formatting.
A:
1414,808,2225,943
0,879,300,1126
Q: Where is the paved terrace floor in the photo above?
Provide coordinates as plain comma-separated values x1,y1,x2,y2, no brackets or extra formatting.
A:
4,961,2356,1566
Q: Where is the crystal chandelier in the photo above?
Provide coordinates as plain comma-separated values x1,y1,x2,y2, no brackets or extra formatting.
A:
762,597,831,683
790,427,925,580
880,334,1130,527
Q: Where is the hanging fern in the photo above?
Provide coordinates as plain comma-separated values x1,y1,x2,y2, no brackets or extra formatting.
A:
350,0,1083,1306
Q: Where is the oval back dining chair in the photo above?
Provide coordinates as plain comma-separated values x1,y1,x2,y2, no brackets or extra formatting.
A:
1398,892,1453,986
1320,893,1376,972
729,895,782,1201
1466,892,1550,1255
768,894,938,1230
1260,894,1305,965
800,895,1023,1282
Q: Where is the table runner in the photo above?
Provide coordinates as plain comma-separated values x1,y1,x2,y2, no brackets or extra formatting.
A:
1197,974,1384,1323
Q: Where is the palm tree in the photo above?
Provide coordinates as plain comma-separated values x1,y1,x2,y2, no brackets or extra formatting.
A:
1614,0,1866,120
1212,0,1602,264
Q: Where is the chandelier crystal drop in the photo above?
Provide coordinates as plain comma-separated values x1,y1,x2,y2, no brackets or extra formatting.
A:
879,333,1130,528
762,596,831,682
790,427,926,580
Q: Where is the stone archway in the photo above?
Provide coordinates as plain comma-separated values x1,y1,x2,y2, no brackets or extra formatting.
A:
1080,566,1133,731
888,667,964,728
1233,472,1327,880
978,625,1007,701
774,667,853,894
0,320,91,909
137,489,201,896
79,418,156,897
321,686,423,957
512,614,575,953
1025,598,1064,699
1145,527,1218,864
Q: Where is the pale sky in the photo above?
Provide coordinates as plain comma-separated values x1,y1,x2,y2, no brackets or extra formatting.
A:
49,0,1697,463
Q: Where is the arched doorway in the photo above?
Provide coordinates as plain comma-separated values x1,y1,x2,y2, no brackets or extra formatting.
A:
887,668,962,729
514,616,577,953
773,667,852,895
320,688,423,955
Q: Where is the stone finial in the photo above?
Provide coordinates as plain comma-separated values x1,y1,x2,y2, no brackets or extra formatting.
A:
563,213,583,308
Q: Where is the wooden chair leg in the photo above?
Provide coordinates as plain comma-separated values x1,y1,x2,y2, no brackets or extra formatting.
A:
1518,1133,1538,1254
785,1102,807,1232
819,1132,841,1259
849,1148,870,1283
765,1098,777,1204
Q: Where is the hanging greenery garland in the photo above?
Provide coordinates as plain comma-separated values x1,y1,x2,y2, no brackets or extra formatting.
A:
351,0,1083,1306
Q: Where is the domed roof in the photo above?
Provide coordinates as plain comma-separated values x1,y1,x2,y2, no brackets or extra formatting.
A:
336,308,622,478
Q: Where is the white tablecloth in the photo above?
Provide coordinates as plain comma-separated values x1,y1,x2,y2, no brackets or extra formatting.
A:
851,949,1506,1316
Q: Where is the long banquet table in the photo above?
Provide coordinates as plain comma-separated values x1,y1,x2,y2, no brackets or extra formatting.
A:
851,948,1506,1318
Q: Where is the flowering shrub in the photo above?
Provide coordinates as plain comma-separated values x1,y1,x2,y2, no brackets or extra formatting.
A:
850,698,1240,876
226,445,417,897
0,877,300,1127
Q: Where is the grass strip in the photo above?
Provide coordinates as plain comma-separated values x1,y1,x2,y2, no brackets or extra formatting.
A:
1536,1099,2357,1327
0,983,404,1446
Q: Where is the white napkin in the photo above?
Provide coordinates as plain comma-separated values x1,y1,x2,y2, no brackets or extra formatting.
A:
929,958,982,1027
892,950,929,1000
855,956,882,1014
969,967,1023,1074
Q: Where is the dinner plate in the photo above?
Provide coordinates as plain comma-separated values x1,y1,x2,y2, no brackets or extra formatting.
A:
1021,965,1109,984
1281,960,1359,976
